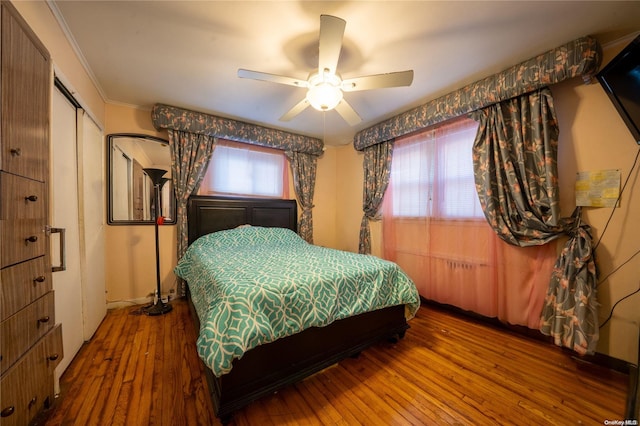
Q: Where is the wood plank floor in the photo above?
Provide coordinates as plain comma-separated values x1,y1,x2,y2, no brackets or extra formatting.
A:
41,300,630,425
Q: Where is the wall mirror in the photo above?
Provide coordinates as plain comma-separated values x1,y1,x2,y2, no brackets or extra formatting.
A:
107,133,176,225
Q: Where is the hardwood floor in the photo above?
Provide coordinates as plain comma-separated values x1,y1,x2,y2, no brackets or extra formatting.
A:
41,300,629,425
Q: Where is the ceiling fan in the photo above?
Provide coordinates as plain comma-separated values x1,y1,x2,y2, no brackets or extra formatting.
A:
238,15,414,126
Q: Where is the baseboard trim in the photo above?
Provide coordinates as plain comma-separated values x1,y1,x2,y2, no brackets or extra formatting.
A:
106,297,152,310
420,297,634,375
425,297,638,418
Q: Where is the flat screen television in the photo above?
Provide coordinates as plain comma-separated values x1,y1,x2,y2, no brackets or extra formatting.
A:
596,34,640,145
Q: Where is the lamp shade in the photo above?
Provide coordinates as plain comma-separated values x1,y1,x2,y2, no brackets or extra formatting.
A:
158,177,170,190
306,71,343,111
307,83,343,111
143,168,168,185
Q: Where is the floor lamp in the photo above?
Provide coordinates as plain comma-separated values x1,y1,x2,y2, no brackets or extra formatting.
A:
142,168,173,316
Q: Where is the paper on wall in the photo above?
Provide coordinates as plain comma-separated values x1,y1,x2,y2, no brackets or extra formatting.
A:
575,169,621,208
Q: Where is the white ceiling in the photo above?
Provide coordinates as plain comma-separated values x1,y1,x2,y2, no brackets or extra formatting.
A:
50,1,640,146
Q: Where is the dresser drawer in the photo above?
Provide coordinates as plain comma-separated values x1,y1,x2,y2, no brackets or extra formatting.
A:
0,219,47,268
1,256,51,321
0,291,55,375
0,172,46,220
0,4,50,185
1,135,48,184
0,325,61,426
43,323,63,373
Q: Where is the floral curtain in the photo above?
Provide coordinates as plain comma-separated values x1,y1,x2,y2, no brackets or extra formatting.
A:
168,129,217,295
472,87,575,246
359,140,394,254
472,88,599,353
286,150,317,243
540,220,599,355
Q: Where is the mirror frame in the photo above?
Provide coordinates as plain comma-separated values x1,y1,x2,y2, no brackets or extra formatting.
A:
106,133,176,225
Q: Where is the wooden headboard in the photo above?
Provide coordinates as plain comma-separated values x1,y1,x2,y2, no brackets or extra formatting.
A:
187,196,298,244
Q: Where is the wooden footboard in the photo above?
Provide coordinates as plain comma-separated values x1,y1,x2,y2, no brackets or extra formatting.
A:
187,294,408,423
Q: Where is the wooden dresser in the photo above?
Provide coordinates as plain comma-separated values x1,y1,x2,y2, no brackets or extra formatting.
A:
0,2,63,425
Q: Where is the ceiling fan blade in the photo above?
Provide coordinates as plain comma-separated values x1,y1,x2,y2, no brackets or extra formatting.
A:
342,70,414,92
238,69,308,88
318,15,346,75
279,98,310,122
334,99,362,126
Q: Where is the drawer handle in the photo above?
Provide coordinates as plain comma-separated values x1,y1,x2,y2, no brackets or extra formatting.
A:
10,148,21,157
38,316,50,324
28,397,37,409
25,235,38,243
34,275,46,283
48,353,59,361
25,195,38,202
1,406,15,417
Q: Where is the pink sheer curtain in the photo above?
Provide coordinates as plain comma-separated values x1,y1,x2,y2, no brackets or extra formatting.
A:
382,117,556,328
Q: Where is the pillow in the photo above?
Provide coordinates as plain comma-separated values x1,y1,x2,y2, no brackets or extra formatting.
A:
192,226,303,251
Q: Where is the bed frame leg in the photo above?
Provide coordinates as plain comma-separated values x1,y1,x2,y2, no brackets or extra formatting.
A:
387,329,407,343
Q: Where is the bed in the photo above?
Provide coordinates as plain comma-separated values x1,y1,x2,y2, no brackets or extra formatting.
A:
179,195,420,423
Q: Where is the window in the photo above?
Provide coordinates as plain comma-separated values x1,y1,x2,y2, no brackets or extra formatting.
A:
198,139,288,198
389,116,482,218
384,115,557,329
390,135,434,217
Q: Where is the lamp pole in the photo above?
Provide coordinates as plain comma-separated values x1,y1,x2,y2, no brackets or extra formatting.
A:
142,168,172,316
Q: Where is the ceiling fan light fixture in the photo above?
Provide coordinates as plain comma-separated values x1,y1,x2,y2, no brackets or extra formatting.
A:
238,15,412,125
306,71,343,111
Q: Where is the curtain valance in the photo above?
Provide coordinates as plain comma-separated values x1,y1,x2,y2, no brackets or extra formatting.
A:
353,36,601,151
152,103,324,156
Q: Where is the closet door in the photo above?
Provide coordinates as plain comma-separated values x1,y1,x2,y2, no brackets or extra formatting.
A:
77,111,106,339
51,87,84,383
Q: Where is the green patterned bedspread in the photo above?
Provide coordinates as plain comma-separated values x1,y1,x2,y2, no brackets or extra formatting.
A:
174,226,420,377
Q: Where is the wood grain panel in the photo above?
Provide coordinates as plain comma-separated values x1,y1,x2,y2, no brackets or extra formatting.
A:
0,172,46,219
0,255,51,320
0,219,47,268
0,291,55,374
44,324,63,374
0,3,50,182
0,3,56,425
22,326,57,422
0,326,59,426
0,353,29,426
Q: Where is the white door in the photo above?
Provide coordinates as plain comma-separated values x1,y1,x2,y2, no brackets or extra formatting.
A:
51,86,84,383
77,111,107,339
